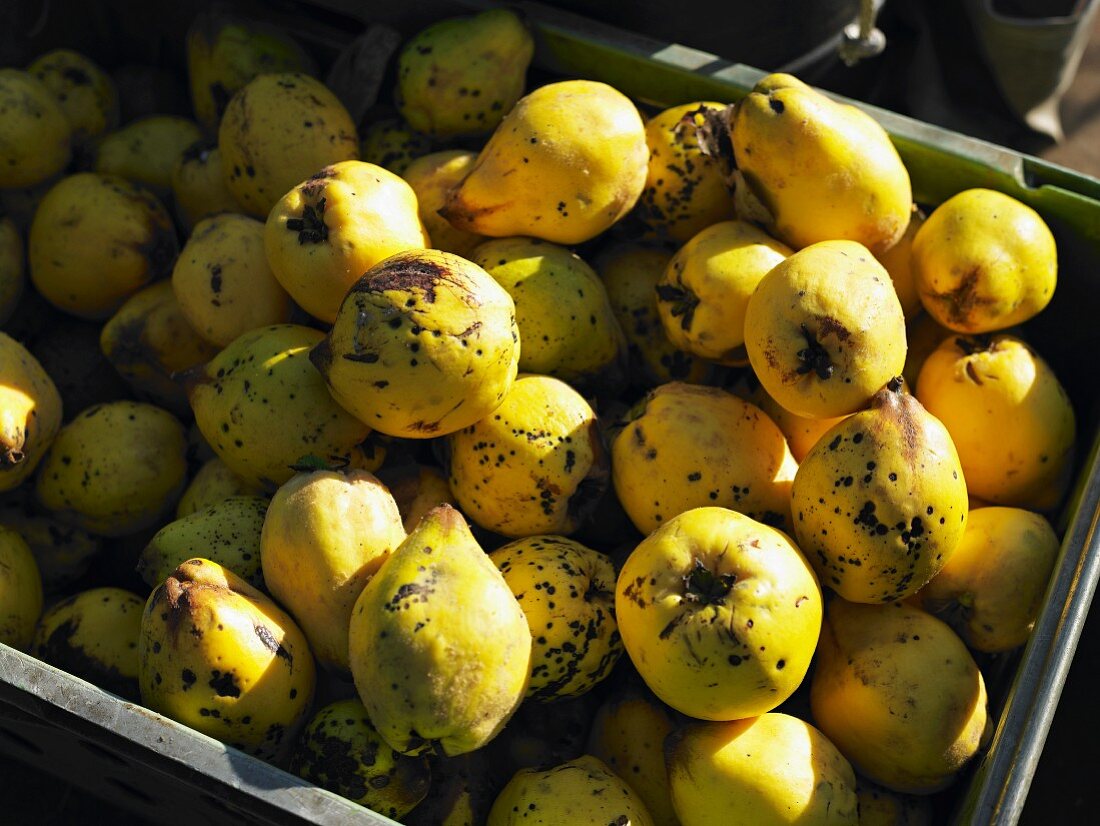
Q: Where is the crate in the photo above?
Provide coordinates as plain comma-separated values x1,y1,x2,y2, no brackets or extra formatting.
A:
2,1,1100,824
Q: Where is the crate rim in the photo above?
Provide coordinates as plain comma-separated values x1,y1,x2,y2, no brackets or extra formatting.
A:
4,2,1100,825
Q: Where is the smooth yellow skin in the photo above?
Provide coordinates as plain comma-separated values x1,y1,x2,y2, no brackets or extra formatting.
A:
139,558,316,761
292,698,431,819
732,73,912,255
744,240,907,418
402,150,487,257
171,141,241,230
35,401,187,537
188,325,380,491
855,780,933,826
658,220,792,364
491,536,621,702
638,101,735,243
612,383,797,536
219,73,359,217
901,312,952,390
914,507,1059,652
912,189,1057,333
360,118,432,176
810,600,989,794
311,249,519,439
442,80,648,245
187,13,315,130
0,498,100,591
597,243,710,387
349,505,532,757
100,281,220,416
94,116,204,195
874,208,925,320
0,526,43,650
28,50,119,143
138,496,269,590
177,457,265,518
616,507,822,720
174,213,291,345
0,69,72,188
261,469,406,671
377,463,456,534
29,173,178,320
488,755,654,826
1,332,62,493
32,587,143,699
667,714,858,826
471,237,627,388
0,217,25,325
265,160,430,323
397,9,533,138
587,690,680,826
447,374,607,538
916,334,1075,510
791,386,969,604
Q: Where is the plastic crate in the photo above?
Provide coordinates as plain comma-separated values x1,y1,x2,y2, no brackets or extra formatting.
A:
2,2,1099,824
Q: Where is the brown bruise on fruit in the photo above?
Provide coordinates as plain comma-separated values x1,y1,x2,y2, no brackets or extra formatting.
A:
313,251,517,438
887,380,920,465
925,266,998,328
102,315,175,392
33,591,141,700
684,102,738,189
355,256,452,304
769,313,855,390
159,564,216,640
132,189,181,281
30,173,181,318
141,560,313,761
792,386,967,603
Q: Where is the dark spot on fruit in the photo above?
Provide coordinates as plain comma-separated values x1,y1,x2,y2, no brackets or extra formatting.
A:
209,669,240,698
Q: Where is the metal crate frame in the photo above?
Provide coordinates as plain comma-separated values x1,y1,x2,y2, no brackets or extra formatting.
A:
3,2,1100,824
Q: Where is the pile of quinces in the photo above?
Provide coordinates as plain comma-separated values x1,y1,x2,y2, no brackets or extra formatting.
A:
0,6,1077,825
